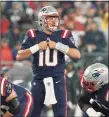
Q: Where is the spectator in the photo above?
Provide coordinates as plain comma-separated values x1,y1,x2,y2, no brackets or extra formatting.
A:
61,1,74,10
85,16,93,30
12,41,22,60
7,2,24,24
4,1,13,12
101,3,108,44
101,12,108,32
28,1,38,10
1,15,10,36
75,7,87,24
6,24,23,48
101,12,108,44
1,39,13,63
74,1,91,15
92,1,104,10
83,21,106,53
93,7,104,30
86,5,97,18
63,8,85,31
56,7,63,19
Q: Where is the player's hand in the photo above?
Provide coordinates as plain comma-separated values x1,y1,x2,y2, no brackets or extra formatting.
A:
88,112,104,117
95,112,104,117
86,108,105,117
38,41,48,50
48,40,56,49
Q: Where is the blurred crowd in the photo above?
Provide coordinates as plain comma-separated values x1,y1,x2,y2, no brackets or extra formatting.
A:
0,1,108,117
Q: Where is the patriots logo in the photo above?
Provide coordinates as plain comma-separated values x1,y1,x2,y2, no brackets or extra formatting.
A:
92,69,105,78
69,37,75,44
92,70,101,78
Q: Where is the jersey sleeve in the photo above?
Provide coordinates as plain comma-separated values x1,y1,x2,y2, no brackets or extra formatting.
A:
1,78,12,97
21,29,35,50
61,30,78,49
96,89,109,115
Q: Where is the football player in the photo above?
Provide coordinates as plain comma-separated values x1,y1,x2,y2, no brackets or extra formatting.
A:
16,6,80,117
78,63,109,117
0,77,33,117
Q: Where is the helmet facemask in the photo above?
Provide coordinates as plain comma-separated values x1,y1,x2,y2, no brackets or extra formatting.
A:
82,76,98,92
42,15,60,32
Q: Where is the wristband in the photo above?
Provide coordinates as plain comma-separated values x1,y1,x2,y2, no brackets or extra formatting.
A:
55,42,69,54
29,44,39,54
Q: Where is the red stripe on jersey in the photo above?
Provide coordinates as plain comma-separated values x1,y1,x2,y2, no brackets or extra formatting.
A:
61,30,71,39
28,30,32,38
61,30,65,38
105,90,109,101
28,29,36,38
1,78,7,96
23,91,33,117
32,29,36,37
66,30,71,38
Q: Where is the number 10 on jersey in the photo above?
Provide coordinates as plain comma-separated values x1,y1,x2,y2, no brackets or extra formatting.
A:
39,48,58,66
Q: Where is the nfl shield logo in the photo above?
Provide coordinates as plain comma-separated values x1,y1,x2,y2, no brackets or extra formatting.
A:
47,82,50,86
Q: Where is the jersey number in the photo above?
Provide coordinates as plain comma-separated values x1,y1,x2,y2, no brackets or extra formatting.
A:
39,48,58,66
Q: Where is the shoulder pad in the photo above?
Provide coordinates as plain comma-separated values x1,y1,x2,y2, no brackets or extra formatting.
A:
27,29,37,38
61,30,71,39
1,78,7,96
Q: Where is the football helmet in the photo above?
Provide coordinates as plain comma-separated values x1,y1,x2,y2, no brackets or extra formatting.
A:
81,63,108,92
38,6,60,32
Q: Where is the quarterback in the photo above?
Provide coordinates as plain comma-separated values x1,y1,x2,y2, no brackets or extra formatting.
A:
16,6,80,117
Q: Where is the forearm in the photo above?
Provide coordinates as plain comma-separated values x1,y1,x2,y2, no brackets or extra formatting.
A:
67,48,81,59
78,99,105,116
16,44,40,61
16,49,32,61
89,98,109,115
55,42,81,59
3,111,13,117
78,99,92,112
78,99,97,116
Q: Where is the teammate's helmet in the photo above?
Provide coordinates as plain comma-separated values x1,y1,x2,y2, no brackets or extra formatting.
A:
38,6,60,32
81,63,108,92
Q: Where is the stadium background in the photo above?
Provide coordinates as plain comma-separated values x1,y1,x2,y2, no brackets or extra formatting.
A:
1,1,108,117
